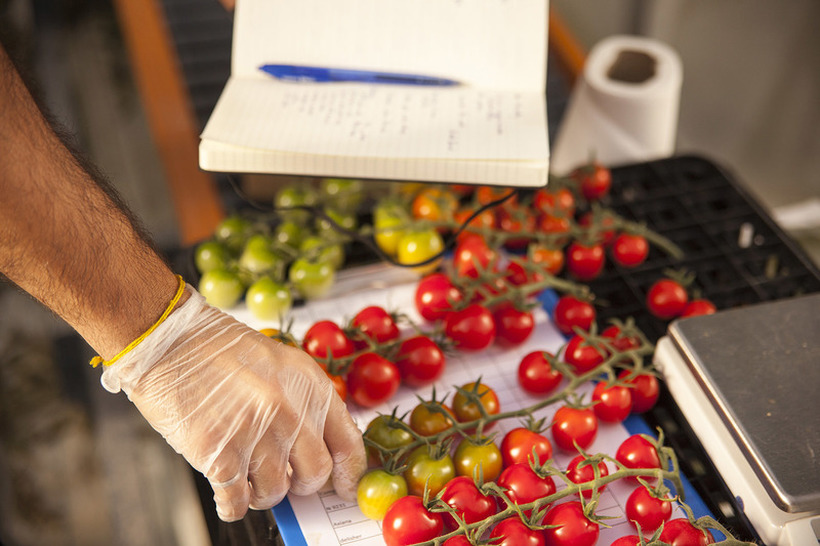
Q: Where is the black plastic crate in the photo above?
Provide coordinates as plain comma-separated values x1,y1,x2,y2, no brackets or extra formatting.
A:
587,155,820,343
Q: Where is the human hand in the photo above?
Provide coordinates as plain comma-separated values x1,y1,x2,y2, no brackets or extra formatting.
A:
101,287,366,521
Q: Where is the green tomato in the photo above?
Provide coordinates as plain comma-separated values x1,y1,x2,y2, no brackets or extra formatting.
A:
246,277,292,321
300,235,345,270
274,186,316,224
403,445,456,497
194,240,231,273
397,229,444,275
364,415,414,464
356,469,408,521
288,258,335,299
315,207,358,236
274,220,305,250
199,269,244,309
214,215,253,252
238,234,282,276
320,178,364,211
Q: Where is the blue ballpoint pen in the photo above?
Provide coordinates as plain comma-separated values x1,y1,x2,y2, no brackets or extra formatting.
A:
259,64,460,86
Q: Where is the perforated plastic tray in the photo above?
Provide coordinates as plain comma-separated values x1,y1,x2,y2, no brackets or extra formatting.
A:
585,155,820,343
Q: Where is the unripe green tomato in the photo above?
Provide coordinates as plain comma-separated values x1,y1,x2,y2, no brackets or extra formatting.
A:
288,258,335,299
214,215,253,252
274,186,316,224
199,269,244,309
320,178,364,211
356,469,408,521
316,207,358,236
274,220,305,250
246,277,292,321
194,240,231,273
238,234,281,275
300,235,345,270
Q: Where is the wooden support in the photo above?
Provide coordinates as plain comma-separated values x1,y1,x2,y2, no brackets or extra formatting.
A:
111,0,225,246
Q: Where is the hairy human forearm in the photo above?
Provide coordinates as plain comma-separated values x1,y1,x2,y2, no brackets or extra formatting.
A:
0,44,182,359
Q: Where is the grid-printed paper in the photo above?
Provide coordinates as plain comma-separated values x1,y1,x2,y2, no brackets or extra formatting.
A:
228,264,683,545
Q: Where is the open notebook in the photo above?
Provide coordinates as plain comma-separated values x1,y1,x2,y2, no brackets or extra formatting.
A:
199,0,550,187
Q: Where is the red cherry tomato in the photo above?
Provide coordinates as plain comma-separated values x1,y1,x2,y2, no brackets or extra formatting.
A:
537,213,572,240
444,304,496,351
578,211,616,246
541,501,599,546
476,185,517,206
659,518,715,546
346,352,400,408
592,382,633,423
563,334,606,374
489,517,545,546
553,295,596,335
625,485,673,533
616,435,662,483
323,368,348,402
646,279,689,319
518,351,563,395
601,325,641,352
534,187,576,216
497,463,556,516
438,475,497,529
681,299,717,317
612,233,649,267
382,495,444,546
566,454,609,499
442,536,472,546
497,204,536,250
551,406,598,452
500,427,553,467
573,162,612,202
530,244,565,276
618,371,660,413
566,241,605,281
395,335,446,387
302,320,354,360
351,305,400,347
415,273,463,321
610,536,642,546
493,304,535,347
453,233,497,278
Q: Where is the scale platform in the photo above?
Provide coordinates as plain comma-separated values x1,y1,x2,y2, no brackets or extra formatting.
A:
654,293,820,545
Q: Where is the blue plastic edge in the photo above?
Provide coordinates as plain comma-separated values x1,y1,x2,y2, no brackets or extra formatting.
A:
272,498,309,546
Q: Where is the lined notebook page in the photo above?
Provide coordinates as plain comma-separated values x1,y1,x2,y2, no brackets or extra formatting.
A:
201,79,547,160
232,0,547,91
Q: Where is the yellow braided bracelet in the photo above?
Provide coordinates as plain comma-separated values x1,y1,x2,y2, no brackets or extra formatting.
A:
90,274,186,368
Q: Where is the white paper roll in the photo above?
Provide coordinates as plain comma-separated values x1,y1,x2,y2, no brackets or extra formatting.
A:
550,35,683,175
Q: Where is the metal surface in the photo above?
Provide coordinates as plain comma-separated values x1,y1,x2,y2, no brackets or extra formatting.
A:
668,294,820,513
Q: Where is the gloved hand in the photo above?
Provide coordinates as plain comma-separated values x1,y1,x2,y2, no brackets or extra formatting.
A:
100,286,366,521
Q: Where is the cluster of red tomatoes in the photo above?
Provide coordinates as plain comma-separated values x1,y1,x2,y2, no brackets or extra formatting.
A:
361,392,713,546
391,162,667,292
300,305,446,407
645,275,717,321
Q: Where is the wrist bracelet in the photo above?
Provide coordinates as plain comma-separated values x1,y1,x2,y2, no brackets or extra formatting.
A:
90,274,187,368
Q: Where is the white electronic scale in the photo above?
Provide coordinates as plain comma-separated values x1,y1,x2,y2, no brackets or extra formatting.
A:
654,293,820,545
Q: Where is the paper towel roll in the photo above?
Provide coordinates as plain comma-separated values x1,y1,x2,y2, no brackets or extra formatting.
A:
550,35,683,175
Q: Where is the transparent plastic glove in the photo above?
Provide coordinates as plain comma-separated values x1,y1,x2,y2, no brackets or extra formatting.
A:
100,287,366,521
